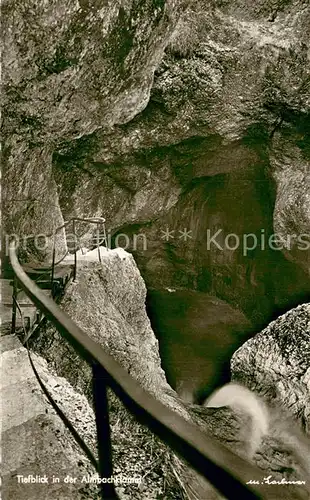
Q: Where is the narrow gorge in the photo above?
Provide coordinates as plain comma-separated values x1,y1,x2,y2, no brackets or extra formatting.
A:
2,0,310,499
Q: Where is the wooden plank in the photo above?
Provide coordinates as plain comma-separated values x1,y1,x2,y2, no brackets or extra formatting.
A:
1,280,52,306
1,265,72,336
0,304,37,334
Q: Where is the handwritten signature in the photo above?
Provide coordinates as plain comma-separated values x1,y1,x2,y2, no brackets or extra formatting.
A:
246,476,306,486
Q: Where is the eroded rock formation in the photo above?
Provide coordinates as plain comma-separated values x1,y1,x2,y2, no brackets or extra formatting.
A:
231,302,310,433
2,0,187,256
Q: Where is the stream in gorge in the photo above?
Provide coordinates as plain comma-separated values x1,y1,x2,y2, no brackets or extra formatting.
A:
114,166,310,402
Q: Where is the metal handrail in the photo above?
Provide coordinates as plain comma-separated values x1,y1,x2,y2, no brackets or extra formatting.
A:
11,217,107,333
20,215,107,278
9,242,297,500
50,216,107,282
20,217,106,244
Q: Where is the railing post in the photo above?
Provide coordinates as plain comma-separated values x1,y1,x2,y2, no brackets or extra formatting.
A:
92,362,118,499
97,222,102,263
102,221,108,250
50,231,57,297
72,219,77,282
11,275,18,334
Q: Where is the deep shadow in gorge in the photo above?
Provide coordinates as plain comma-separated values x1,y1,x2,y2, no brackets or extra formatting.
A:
112,160,310,401
146,289,255,403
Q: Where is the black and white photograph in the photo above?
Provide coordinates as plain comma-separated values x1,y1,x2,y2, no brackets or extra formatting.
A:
1,0,310,499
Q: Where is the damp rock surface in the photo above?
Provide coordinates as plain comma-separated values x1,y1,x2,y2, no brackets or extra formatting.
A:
231,302,310,432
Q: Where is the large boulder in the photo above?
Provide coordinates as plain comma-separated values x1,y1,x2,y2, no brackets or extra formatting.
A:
231,303,310,433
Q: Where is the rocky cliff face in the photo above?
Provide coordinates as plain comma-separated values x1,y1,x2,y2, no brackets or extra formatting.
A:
30,251,187,498
32,250,175,401
3,0,309,320
2,0,187,257
1,335,100,500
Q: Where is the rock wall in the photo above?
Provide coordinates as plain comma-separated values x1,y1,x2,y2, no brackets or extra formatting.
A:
29,249,188,498
32,250,173,400
1,334,100,500
3,0,309,317
43,0,310,322
3,3,310,497
30,253,310,499
2,0,187,253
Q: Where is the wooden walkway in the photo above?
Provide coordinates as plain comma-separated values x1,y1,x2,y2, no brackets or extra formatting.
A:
0,265,73,336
